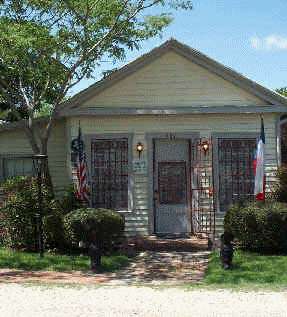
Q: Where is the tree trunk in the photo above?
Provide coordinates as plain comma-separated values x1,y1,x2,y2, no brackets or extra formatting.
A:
24,126,54,196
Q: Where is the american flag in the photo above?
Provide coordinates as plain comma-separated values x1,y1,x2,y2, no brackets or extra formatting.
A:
74,125,90,203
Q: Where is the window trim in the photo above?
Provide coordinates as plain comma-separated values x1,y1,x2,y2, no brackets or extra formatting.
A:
84,133,134,213
212,132,259,213
0,154,34,182
277,116,287,167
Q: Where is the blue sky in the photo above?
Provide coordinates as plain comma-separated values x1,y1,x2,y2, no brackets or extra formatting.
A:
71,0,287,96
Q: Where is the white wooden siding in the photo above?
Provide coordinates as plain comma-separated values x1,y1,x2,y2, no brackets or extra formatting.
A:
0,113,278,237
47,120,71,194
68,113,278,235
82,51,267,108
0,120,70,195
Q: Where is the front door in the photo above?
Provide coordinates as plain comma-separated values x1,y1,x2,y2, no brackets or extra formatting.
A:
153,138,191,234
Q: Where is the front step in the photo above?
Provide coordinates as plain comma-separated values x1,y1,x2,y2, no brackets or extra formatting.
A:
123,235,209,252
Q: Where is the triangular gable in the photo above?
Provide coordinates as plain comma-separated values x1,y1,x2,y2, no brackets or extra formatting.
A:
59,39,287,116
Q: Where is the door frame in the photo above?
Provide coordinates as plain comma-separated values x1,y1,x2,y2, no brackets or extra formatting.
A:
146,132,199,235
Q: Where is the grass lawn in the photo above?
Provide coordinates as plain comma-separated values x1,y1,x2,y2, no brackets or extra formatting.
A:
0,248,130,273
202,250,287,289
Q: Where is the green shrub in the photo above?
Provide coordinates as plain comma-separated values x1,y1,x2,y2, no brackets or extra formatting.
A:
0,177,52,250
56,185,83,214
43,200,67,251
224,202,287,254
43,186,83,251
0,177,124,253
64,208,125,252
0,177,81,251
273,166,287,203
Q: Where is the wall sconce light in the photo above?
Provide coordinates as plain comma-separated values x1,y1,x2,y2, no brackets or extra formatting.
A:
208,187,213,197
136,142,144,159
201,141,209,155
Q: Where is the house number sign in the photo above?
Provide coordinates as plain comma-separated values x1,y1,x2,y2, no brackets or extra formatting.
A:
133,159,147,174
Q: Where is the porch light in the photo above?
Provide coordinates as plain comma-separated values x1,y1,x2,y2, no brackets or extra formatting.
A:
136,142,144,159
201,141,209,155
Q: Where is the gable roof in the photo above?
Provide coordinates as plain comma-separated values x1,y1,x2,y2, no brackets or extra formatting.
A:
58,38,287,116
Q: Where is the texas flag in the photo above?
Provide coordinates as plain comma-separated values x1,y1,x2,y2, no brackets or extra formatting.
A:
254,117,266,201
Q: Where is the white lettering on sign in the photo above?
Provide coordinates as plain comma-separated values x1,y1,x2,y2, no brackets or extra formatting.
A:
133,160,147,174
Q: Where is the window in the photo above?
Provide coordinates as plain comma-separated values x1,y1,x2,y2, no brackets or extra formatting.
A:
91,138,129,210
158,162,187,204
1,156,34,180
218,139,256,212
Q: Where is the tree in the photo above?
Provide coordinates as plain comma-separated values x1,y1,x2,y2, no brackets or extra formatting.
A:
276,87,287,98
0,0,192,177
0,60,57,121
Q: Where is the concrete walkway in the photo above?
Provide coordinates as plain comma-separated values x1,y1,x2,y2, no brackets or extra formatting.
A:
108,250,210,285
0,251,210,286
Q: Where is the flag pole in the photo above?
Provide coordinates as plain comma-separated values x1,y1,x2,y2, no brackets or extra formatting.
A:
254,115,266,202
260,114,265,203
74,120,91,206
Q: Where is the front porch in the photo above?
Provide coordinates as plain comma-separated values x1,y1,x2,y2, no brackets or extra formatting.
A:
81,133,216,238
81,131,258,239
67,113,274,239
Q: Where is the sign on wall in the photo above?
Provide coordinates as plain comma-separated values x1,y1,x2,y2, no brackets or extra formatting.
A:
133,159,147,174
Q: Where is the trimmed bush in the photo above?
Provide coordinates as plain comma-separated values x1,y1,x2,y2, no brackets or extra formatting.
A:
63,208,125,252
224,202,287,254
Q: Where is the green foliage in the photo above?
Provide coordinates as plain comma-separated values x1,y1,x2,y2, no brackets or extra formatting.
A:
0,0,192,122
272,166,287,203
42,200,66,251
43,186,83,250
224,202,287,254
0,248,130,272
276,87,287,97
203,250,287,289
0,176,52,250
34,102,53,118
0,0,192,189
0,177,83,251
64,208,125,251
56,185,83,214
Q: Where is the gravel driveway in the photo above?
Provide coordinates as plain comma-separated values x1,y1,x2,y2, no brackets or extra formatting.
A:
1,284,287,317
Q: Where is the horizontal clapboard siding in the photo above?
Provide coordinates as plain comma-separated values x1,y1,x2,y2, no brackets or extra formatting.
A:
0,120,71,196
68,112,279,236
82,51,266,108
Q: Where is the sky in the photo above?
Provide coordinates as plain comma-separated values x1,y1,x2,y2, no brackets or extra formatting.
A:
71,0,287,96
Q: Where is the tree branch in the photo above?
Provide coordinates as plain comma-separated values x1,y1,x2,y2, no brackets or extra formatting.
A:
42,0,160,142
19,76,32,110
41,0,171,147
24,125,41,154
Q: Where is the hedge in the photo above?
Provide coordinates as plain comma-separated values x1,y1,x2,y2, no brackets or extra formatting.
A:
64,208,125,252
224,202,287,254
